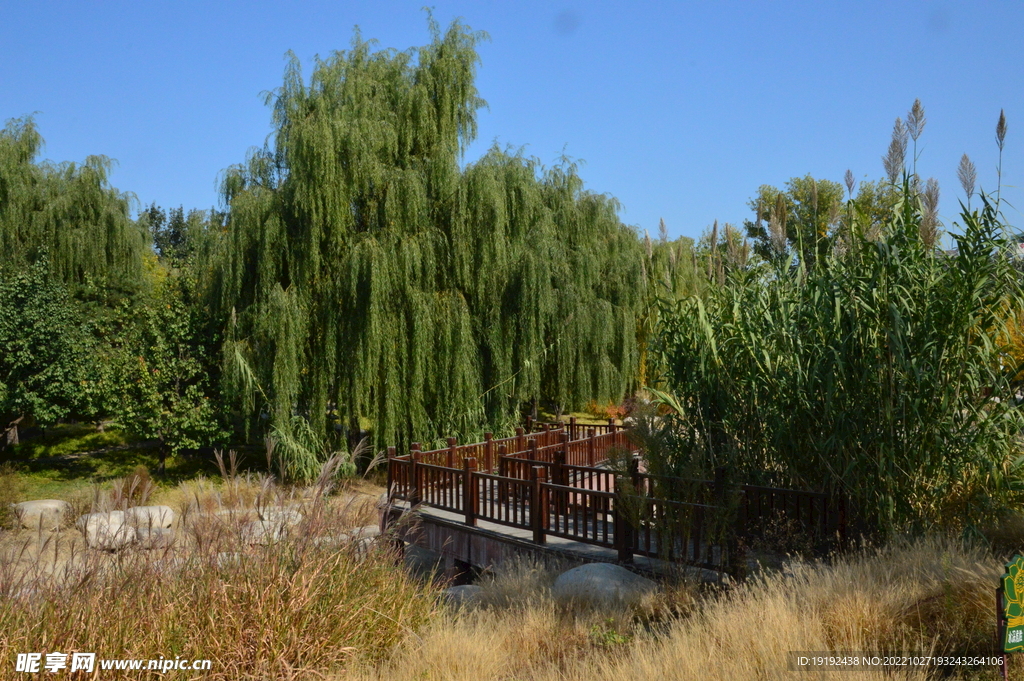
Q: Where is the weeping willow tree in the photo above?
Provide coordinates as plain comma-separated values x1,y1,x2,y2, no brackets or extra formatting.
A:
0,116,148,300
210,18,647,475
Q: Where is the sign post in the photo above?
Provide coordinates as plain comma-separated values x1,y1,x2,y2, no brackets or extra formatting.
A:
998,554,1024,680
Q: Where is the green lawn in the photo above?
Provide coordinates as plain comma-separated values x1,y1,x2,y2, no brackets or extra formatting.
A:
1,424,220,503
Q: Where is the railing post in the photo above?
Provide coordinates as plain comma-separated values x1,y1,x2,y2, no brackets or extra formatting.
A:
463,457,478,526
554,437,567,511
614,472,634,563
729,488,748,581
542,422,550,445
525,415,533,434
713,466,726,506
557,431,569,472
587,429,596,467
515,427,525,455
410,447,421,506
446,437,458,468
386,446,396,500
569,416,577,440
498,444,508,503
528,437,538,462
530,465,547,544
484,432,493,473
608,417,617,434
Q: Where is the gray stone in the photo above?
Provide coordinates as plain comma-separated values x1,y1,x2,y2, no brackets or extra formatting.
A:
125,505,175,529
240,520,286,545
76,511,135,550
213,508,256,524
551,563,657,608
136,526,175,549
257,508,303,528
444,584,483,608
349,524,381,540
311,534,348,548
12,500,70,531
216,552,243,567
351,536,375,560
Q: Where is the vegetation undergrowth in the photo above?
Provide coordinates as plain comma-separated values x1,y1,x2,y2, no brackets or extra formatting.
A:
349,537,1008,681
0,465,428,680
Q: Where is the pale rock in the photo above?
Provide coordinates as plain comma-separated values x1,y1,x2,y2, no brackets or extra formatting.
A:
551,563,657,608
12,500,70,531
258,508,303,529
76,511,135,550
240,520,286,545
136,526,175,549
444,584,483,608
125,505,175,529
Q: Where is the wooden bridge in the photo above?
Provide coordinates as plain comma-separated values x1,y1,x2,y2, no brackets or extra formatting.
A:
381,418,847,581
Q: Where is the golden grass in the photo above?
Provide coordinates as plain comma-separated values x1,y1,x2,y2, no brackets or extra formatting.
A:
0,474,426,680
348,537,1007,681
0,460,1013,681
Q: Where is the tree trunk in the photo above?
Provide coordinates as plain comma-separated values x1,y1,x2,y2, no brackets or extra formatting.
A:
2,416,24,451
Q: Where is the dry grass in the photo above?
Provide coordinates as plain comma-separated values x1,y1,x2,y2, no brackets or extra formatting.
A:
0,459,1013,681
348,537,1007,681
0,470,429,680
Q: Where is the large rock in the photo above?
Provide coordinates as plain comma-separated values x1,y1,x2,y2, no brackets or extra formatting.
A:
76,511,135,550
258,507,303,529
551,563,657,608
212,508,257,526
12,500,70,531
136,526,175,549
444,584,483,609
240,520,287,545
125,505,175,529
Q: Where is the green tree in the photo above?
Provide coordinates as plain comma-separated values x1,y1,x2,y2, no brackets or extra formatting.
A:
0,258,94,447
139,203,210,265
0,116,148,302
743,175,845,268
209,19,646,475
107,275,225,473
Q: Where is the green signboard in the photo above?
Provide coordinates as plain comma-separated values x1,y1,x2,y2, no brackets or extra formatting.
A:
1002,555,1024,652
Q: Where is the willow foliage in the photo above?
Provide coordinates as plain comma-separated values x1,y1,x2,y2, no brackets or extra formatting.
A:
657,181,1024,535
211,20,646,470
0,116,148,299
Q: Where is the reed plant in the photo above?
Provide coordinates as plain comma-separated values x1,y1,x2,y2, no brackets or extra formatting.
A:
654,179,1024,536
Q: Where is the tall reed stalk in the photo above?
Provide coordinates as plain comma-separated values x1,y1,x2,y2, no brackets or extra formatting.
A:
654,180,1024,536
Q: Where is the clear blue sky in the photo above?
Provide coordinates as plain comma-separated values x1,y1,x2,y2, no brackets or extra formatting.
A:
3,1,1023,241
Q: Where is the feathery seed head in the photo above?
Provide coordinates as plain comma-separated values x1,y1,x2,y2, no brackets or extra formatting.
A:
907,99,926,142
957,154,976,200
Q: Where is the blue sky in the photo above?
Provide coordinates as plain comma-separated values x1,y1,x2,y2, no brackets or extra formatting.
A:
3,1,1022,241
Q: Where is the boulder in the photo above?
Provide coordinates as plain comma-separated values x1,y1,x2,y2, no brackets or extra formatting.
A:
213,508,256,524
444,584,483,608
76,511,135,550
216,552,243,568
551,563,657,608
136,526,175,549
349,525,381,540
11,500,70,531
240,520,287,545
258,508,303,528
350,536,375,561
125,505,175,529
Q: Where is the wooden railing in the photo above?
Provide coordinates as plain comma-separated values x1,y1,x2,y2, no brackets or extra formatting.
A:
385,423,847,576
